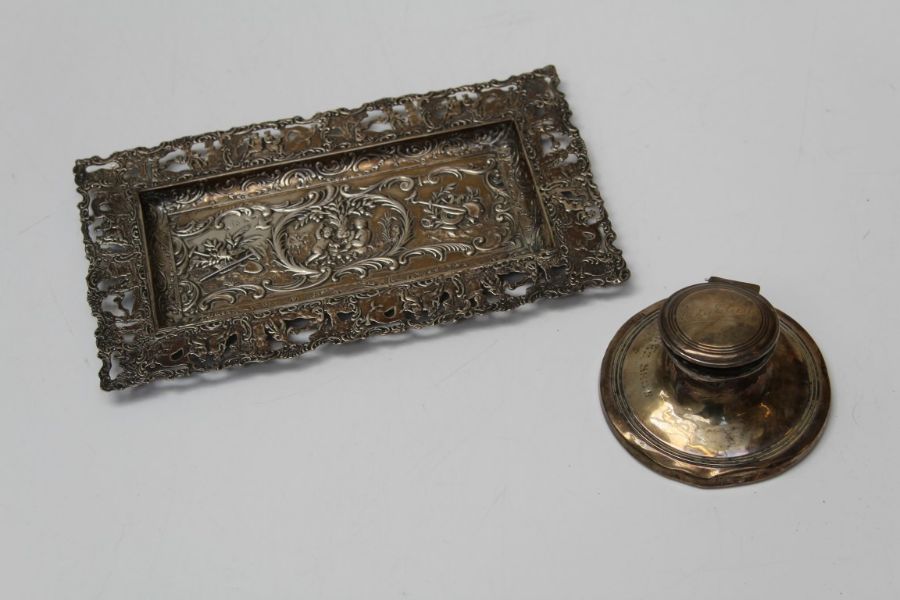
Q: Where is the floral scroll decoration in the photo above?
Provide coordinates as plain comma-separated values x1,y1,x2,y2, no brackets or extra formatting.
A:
174,177,416,315
160,150,524,323
75,66,629,390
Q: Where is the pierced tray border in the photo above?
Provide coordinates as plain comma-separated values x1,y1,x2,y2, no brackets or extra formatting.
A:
74,65,628,390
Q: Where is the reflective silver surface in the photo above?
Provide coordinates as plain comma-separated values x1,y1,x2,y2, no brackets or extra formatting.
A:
600,280,829,487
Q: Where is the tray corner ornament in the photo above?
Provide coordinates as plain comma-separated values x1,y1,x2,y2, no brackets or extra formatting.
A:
75,65,628,390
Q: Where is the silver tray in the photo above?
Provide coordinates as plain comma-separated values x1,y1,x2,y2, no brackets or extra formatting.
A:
75,66,628,390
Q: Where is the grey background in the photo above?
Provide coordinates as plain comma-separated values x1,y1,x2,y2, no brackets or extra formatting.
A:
1,1,898,598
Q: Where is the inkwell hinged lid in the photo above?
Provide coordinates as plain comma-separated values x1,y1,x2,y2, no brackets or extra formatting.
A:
600,277,829,487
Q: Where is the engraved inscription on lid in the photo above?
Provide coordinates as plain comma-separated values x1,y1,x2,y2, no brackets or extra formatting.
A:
659,278,779,369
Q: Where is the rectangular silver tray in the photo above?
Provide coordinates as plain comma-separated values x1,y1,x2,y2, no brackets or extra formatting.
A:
75,66,628,390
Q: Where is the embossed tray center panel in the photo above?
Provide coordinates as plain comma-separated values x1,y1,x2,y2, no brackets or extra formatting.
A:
141,122,548,328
